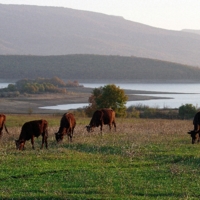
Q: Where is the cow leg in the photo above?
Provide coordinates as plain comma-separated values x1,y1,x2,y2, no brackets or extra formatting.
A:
69,134,72,142
70,131,73,142
67,131,72,142
113,121,116,131
41,134,48,149
100,126,102,133
31,136,35,149
41,136,44,149
0,127,3,138
100,124,103,135
71,128,74,138
108,124,111,131
45,130,48,149
45,135,48,149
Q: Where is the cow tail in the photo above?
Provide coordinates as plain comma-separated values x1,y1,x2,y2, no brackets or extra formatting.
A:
4,124,9,134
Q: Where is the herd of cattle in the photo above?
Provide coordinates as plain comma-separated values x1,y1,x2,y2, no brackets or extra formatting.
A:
0,108,116,150
1,108,200,150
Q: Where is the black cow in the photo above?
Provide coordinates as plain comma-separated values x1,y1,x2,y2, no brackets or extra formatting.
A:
188,112,200,144
0,114,9,138
15,119,48,150
86,108,116,133
55,113,76,142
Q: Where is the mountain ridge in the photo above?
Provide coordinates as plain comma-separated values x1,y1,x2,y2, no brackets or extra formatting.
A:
0,4,200,67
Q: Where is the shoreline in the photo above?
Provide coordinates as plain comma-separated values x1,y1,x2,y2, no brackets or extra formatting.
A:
0,87,178,114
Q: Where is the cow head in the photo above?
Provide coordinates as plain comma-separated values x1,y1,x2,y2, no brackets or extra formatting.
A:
188,130,200,144
15,139,25,150
55,132,64,142
85,125,94,133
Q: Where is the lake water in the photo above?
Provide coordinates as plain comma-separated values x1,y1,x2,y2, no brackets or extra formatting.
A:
0,82,13,88
39,83,200,110
1,82,200,110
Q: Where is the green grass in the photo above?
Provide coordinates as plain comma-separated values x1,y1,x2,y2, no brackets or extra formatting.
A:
0,116,200,199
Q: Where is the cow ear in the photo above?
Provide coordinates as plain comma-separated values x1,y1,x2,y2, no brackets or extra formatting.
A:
188,131,192,134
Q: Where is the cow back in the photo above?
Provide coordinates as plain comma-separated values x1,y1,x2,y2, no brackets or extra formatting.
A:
20,119,48,140
58,113,76,133
90,110,103,127
101,108,115,124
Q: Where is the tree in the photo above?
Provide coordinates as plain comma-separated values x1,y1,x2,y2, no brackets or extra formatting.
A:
86,84,128,117
7,84,17,91
178,104,197,119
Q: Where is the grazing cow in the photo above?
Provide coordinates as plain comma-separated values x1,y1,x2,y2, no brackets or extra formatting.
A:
188,112,200,144
15,119,48,150
55,113,76,142
86,108,116,133
0,114,9,138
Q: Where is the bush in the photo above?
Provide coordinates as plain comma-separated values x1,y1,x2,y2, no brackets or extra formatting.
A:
126,106,140,118
178,104,197,119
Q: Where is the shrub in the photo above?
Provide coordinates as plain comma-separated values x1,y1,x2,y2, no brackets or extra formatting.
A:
178,104,197,119
126,106,140,118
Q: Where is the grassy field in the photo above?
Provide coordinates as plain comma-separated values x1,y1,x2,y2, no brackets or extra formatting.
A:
0,114,199,199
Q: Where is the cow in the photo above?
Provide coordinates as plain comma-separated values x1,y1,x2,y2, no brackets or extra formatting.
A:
55,113,76,142
0,114,9,138
86,108,116,133
15,119,48,150
188,111,200,144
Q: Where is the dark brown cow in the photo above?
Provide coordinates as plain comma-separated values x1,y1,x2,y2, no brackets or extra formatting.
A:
55,113,76,142
0,114,9,138
15,119,48,150
188,111,200,144
86,108,116,133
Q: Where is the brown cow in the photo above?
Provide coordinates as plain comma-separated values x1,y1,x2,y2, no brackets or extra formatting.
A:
86,108,116,133
188,111,200,144
55,113,76,142
0,114,9,138
15,119,48,150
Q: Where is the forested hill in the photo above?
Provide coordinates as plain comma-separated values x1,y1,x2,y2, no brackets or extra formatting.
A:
1,55,200,83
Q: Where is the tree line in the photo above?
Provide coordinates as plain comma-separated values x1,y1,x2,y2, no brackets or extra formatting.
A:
0,77,81,96
1,55,200,82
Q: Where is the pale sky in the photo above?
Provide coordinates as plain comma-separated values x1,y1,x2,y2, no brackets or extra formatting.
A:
0,0,200,31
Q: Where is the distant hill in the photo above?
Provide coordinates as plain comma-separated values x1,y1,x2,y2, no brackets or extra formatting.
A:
1,55,200,83
182,29,200,35
0,4,200,67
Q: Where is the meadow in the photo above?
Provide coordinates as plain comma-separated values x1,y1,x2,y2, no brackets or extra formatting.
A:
0,114,199,199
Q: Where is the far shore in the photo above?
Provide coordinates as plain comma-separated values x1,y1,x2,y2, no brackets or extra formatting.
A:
0,86,180,114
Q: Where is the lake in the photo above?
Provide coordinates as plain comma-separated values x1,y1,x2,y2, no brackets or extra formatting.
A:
1,82,200,110
40,83,200,110
0,82,13,89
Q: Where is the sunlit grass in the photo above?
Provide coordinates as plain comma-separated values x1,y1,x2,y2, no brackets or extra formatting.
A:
0,115,199,199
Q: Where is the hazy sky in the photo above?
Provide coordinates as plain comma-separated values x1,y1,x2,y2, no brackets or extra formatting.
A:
0,0,200,31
